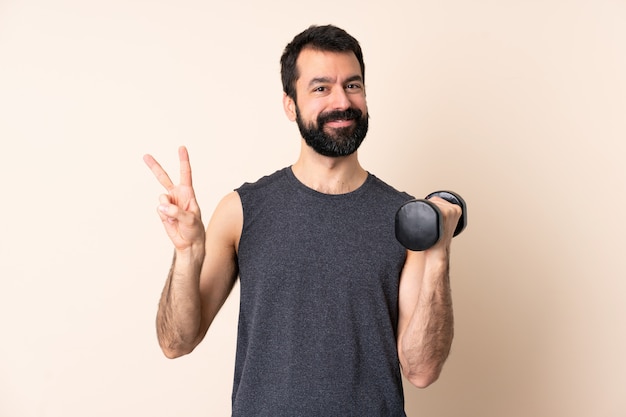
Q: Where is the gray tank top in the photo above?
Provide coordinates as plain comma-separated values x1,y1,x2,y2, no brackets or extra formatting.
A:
233,167,413,416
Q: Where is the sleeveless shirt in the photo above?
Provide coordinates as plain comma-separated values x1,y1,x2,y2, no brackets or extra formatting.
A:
233,167,413,416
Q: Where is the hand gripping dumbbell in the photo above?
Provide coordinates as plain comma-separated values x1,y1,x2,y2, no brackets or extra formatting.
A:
395,191,467,251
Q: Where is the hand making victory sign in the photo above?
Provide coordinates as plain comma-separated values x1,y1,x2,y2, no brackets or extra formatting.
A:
143,146,205,252
144,145,240,359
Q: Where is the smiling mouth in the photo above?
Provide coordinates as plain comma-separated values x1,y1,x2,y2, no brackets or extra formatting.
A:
325,119,355,128
318,108,362,128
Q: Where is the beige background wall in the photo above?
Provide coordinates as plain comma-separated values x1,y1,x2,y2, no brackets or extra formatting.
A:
1,0,625,416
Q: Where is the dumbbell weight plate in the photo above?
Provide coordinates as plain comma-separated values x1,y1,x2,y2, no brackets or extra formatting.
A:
395,199,443,251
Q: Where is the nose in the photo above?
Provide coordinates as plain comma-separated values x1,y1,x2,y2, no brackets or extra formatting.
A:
330,86,351,110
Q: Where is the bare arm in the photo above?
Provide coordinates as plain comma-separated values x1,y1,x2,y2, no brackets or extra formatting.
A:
397,197,461,388
144,147,240,358
157,246,205,358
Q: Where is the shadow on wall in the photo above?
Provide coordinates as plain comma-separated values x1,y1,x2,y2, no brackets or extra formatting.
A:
400,134,574,416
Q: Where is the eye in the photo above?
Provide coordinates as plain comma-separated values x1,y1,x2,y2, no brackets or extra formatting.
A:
346,83,363,92
313,86,327,93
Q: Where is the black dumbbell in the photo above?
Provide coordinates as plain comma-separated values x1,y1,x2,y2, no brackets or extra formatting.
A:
395,191,467,251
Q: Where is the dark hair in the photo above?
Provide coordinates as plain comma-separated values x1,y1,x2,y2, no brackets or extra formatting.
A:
280,25,365,100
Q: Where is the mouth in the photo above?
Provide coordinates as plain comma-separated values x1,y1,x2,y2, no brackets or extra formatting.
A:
318,108,362,129
324,118,355,128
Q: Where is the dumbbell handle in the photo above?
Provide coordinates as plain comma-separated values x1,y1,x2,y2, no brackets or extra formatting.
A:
425,191,467,237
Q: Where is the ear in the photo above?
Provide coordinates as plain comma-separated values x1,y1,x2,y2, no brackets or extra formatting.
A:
283,93,297,122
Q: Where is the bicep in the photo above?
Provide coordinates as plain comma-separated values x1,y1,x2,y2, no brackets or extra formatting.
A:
197,191,242,338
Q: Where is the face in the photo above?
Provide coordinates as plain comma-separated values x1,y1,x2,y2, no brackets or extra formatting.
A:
284,49,369,157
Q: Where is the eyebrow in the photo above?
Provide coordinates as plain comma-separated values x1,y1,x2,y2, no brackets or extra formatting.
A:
307,75,363,88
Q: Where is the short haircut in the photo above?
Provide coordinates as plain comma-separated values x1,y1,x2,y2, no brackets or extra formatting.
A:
280,25,365,100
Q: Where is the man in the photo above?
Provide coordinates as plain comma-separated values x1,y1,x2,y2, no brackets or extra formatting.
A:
144,24,460,416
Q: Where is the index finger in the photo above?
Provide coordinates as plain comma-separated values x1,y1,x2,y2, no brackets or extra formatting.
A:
143,153,175,191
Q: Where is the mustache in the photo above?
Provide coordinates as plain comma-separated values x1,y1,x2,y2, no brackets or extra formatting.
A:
317,108,363,125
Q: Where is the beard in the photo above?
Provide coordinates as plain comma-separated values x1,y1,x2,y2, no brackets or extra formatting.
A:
295,106,369,157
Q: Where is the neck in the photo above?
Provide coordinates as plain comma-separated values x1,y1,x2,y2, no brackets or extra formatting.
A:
291,142,368,195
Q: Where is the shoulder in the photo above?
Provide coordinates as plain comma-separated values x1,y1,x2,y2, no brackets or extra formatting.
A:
206,191,243,247
366,173,415,201
235,168,294,213
216,190,243,212
236,168,290,194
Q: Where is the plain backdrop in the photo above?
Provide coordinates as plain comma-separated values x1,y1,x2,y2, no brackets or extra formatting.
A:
1,0,625,416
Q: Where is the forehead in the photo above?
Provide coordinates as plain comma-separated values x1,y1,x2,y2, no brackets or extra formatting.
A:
295,48,362,85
